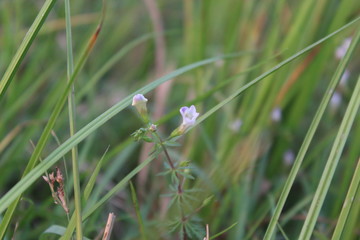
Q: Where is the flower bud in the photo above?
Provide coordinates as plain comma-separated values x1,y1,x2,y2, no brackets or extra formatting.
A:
149,124,157,132
132,94,148,120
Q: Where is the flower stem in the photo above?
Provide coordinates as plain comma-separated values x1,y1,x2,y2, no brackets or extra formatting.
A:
152,132,187,239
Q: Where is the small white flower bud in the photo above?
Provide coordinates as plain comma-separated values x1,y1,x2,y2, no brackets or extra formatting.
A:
149,124,157,132
132,94,148,119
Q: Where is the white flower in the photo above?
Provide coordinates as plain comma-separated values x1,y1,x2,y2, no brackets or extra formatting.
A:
180,105,199,127
132,94,148,117
169,105,200,138
271,107,282,122
335,37,352,60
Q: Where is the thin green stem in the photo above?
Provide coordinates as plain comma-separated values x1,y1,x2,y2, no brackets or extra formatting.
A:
331,157,360,239
130,181,147,240
152,132,186,239
64,0,83,239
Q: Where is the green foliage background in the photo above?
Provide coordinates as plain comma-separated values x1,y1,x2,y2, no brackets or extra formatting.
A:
0,0,359,239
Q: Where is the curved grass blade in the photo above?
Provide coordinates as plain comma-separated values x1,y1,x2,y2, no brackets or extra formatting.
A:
0,0,57,100
263,20,360,240
83,146,110,201
210,222,238,240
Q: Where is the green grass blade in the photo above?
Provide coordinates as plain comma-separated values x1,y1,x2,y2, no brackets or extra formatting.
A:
83,147,109,201
0,0,57,100
40,225,91,240
298,75,360,239
64,0,83,238
210,222,238,240
340,177,360,239
263,21,360,240
331,157,360,239
130,181,147,240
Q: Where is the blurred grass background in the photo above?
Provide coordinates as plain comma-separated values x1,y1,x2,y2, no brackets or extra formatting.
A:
0,0,360,239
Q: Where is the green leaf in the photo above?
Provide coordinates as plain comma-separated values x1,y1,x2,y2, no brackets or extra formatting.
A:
40,225,91,240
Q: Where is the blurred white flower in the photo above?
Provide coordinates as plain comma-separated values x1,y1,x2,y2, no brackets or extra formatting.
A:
340,69,350,87
330,91,342,110
271,107,282,122
215,59,224,68
132,94,148,116
229,119,243,132
335,37,352,60
283,150,295,166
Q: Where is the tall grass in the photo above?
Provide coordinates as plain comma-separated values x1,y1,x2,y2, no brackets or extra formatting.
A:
0,0,359,239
